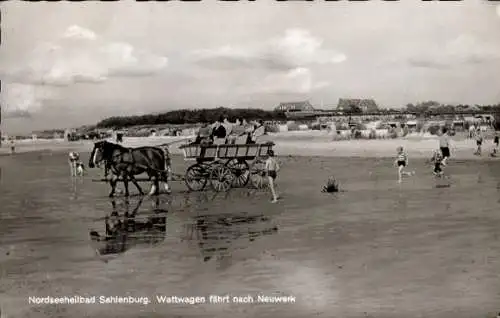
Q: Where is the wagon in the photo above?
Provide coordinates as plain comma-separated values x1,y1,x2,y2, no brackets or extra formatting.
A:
178,142,274,192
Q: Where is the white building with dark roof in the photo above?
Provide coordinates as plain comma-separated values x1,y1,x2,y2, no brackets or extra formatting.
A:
275,100,315,112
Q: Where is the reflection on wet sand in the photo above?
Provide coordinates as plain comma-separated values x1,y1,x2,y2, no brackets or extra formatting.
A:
90,197,167,257
177,189,261,213
180,190,279,270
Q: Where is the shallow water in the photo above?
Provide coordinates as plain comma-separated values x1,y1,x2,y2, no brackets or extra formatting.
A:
1,151,500,318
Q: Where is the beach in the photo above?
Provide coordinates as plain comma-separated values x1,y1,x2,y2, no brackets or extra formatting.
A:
1,130,500,318
1,131,498,160
1,147,500,318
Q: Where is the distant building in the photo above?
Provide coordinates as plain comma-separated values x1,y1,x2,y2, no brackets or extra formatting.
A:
275,100,315,112
455,105,480,112
337,98,378,113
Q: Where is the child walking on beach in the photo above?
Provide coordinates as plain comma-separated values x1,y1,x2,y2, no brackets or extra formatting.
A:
9,139,15,155
394,146,414,183
430,149,444,177
265,149,280,203
439,128,450,165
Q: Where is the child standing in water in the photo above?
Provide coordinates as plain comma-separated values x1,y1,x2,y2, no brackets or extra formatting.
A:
439,128,450,165
394,146,414,183
430,149,444,177
265,149,280,203
474,128,483,155
9,139,15,155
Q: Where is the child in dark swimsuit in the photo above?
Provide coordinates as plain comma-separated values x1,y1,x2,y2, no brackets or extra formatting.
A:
430,150,444,177
492,133,499,156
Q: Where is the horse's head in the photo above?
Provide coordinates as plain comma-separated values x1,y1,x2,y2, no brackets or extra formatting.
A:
88,140,109,168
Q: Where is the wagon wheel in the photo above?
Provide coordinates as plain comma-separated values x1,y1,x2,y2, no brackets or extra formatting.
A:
209,164,234,192
185,164,208,191
225,159,250,188
249,158,267,189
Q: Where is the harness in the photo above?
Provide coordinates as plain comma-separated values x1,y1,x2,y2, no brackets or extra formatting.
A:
108,148,135,175
104,146,169,177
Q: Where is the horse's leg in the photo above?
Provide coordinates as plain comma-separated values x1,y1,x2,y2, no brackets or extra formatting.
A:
148,178,158,196
145,170,155,196
148,173,160,196
123,174,130,197
130,175,144,196
154,175,161,195
109,176,118,197
163,180,171,194
162,167,171,194
104,163,110,179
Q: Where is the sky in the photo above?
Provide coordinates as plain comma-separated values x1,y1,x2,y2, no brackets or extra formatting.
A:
1,0,500,134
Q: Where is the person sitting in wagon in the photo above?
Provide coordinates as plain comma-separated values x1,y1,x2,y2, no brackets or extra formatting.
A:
248,120,265,144
227,118,248,144
211,117,227,145
192,122,214,163
193,122,213,145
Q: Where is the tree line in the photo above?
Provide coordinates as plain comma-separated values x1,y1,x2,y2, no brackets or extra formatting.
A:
95,107,287,129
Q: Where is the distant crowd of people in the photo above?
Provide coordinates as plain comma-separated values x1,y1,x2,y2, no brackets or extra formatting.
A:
192,117,266,146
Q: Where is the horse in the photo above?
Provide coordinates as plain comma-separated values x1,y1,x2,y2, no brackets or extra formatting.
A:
88,140,171,197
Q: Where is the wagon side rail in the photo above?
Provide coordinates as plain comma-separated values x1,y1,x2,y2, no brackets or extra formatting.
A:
179,142,275,162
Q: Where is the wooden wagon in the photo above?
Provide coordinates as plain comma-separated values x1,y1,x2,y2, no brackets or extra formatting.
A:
178,142,274,192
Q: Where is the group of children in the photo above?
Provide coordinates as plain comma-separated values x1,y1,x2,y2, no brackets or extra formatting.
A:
395,129,499,183
394,145,447,183
395,127,451,182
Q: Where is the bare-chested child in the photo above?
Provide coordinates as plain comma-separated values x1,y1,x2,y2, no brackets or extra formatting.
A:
394,146,414,183
492,133,499,156
474,128,483,156
430,149,444,177
265,149,280,203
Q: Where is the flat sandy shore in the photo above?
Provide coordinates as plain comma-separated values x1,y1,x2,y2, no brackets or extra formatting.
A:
1,131,498,160
1,150,500,318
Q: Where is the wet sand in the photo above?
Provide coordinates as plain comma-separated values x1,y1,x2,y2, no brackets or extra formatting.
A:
1,150,500,318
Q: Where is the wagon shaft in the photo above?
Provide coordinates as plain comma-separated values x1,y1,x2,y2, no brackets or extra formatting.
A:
92,173,184,183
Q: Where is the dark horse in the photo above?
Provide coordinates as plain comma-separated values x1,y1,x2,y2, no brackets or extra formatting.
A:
88,140,171,197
